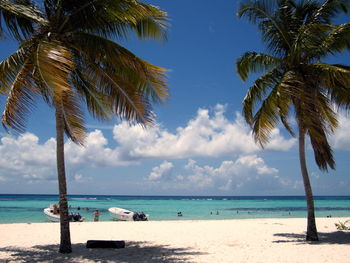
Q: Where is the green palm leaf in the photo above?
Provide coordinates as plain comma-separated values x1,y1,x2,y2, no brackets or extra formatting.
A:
57,0,167,41
237,52,280,81
242,67,282,125
69,32,167,119
251,86,281,146
2,55,37,132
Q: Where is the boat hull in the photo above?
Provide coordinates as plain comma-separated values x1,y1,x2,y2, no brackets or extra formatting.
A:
43,208,85,222
108,207,148,221
43,208,60,222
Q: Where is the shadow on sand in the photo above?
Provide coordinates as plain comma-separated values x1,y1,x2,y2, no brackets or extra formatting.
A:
0,241,205,263
273,231,350,245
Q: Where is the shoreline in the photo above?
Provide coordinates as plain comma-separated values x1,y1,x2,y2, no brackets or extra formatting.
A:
1,217,349,262
0,214,344,225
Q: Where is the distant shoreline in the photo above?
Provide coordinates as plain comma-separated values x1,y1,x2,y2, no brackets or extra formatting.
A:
0,215,346,225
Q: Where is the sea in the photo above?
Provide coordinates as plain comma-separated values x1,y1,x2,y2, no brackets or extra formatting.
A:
0,195,349,224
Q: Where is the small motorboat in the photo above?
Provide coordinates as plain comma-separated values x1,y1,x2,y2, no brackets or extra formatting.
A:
43,204,85,222
43,207,60,222
108,207,148,221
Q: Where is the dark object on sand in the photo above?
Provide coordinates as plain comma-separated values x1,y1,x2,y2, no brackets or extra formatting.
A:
86,240,125,248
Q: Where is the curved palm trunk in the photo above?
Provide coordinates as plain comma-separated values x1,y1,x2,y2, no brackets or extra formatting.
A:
298,126,318,241
56,104,72,253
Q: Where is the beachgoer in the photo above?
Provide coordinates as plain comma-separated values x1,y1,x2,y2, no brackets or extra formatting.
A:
177,212,183,217
93,210,100,222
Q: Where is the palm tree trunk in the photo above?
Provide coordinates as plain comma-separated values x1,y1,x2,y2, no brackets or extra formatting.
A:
56,104,72,253
298,125,318,241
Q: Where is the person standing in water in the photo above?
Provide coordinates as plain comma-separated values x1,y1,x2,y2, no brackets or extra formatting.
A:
93,210,100,222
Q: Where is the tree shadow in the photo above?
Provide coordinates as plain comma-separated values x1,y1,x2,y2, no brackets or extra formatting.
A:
0,241,205,263
273,231,350,245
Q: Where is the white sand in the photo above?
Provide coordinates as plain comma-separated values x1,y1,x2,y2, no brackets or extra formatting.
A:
0,217,349,263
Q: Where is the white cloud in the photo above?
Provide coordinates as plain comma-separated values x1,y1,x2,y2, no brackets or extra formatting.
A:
71,173,92,183
113,104,296,160
0,176,7,182
331,111,350,150
148,161,174,181
0,104,296,184
145,155,291,194
0,133,56,182
65,129,135,168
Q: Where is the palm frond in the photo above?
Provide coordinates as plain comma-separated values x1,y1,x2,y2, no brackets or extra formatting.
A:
0,47,27,93
0,0,35,39
77,53,154,125
71,68,113,121
34,39,86,142
292,24,332,60
2,56,38,132
309,123,335,171
301,92,337,171
310,63,350,109
69,32,168,104
276,84,295,137
59,90,86,145
0,0,47,39
309,0,350,24
317,23,350,56
251,87,282,147
237,52,280,81
57,0,168,41
35,39,74,96
238,0,292,51
242,67,282,125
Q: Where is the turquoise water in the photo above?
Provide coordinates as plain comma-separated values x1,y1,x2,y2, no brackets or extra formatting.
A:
0,195,349,224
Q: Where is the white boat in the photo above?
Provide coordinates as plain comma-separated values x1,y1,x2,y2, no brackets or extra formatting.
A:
108,207,148,221
43,205,85,222
43,207,60,222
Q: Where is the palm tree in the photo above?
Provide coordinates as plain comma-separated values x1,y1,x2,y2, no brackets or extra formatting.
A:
237,0,350,241
0,0,168,253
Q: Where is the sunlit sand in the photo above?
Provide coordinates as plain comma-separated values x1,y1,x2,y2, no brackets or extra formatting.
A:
0,218,349,262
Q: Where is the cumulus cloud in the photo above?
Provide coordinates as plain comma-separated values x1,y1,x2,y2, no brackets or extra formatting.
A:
148,161,174,181
0,104,296,184
0,133,57,183
72,173,92,183
331,111,350,150
113,104,296,159
145,155,293,194
65,130,134,168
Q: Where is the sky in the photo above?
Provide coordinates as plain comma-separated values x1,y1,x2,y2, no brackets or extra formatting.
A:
0,0,349,196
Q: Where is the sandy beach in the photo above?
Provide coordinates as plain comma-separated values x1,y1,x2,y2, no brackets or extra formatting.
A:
0,217,349,263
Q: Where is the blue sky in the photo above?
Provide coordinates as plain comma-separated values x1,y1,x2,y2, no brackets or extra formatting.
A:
0,0,349,196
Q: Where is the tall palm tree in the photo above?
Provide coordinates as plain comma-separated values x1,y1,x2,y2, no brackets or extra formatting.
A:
237,0,350,241
0,0,168,253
